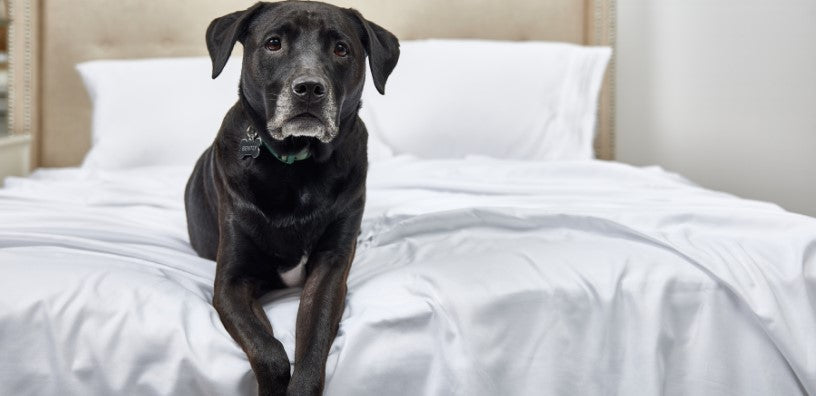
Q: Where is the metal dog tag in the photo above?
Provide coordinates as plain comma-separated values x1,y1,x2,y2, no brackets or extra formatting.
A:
239,128,262,159
239,137,262,159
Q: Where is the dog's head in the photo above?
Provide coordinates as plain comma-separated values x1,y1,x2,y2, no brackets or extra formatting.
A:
206,1,399,147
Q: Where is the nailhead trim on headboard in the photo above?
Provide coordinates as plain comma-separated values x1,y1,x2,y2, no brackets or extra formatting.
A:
8,0,31,136
7,0,15,137
591,0,616,160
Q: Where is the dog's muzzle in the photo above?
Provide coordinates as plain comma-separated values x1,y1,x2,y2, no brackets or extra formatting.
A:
266,74,339,143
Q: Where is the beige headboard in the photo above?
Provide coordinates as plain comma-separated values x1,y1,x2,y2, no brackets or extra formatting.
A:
10,0,616,168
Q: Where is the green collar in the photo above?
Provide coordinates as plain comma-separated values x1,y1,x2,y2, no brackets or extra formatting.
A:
263,142,311,165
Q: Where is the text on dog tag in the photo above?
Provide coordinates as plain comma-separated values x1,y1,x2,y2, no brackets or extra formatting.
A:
239,137,262,159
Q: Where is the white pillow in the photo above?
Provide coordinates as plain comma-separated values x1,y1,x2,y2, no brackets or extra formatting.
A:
77,57,394,169
77,57,242,169
360,40,611,160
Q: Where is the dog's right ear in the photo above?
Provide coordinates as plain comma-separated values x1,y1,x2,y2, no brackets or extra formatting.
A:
345,9,400,95
206,2,265,79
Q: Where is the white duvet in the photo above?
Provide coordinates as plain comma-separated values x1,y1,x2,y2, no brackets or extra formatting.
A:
0,157,814,395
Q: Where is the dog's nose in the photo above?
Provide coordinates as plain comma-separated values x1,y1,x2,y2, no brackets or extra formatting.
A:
292,76,327,101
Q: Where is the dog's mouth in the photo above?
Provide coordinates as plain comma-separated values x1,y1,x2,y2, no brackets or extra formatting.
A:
267,112,337,143
267,135,314,157
286,113,322,130
290,113,320,122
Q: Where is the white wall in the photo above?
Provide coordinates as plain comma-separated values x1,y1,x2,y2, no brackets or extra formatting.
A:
616,0,816,217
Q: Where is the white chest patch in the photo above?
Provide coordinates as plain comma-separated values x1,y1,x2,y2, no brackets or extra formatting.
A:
279,254,308,287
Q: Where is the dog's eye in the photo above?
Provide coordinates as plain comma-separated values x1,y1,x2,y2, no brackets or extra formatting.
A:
334,42,349,57
265,37,282,52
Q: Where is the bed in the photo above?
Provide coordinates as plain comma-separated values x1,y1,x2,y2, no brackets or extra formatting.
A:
2,157,815,395
2,1,815,395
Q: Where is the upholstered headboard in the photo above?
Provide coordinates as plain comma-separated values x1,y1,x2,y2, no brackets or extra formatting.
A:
9,0,616,167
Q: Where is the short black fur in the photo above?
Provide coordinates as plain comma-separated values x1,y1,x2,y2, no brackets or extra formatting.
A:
184,2,399,395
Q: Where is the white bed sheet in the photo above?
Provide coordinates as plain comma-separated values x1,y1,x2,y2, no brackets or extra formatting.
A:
0,157,814,395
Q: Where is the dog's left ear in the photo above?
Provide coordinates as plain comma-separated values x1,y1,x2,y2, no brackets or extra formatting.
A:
346,9,400,95
206,2,266,79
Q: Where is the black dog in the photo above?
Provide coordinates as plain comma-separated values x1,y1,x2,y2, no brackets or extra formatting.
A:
184,2,398,394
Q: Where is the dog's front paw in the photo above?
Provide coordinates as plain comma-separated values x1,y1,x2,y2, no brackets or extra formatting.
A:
253,359,291,396
286,375,322,396
256,374,289,396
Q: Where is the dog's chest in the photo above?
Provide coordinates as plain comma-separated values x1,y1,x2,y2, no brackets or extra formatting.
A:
279,253,309,287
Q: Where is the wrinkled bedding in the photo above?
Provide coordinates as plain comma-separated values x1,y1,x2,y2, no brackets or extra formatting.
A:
0,157,814,395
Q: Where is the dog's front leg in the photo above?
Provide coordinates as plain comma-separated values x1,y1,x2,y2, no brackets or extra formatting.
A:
214,223,291,396
287,212,362,396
